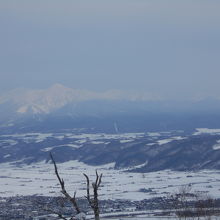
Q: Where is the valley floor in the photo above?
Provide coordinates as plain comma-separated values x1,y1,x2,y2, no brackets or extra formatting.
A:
1,161,220,219
0,160,220,200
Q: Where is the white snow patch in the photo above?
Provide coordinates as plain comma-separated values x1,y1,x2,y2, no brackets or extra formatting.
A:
2,140,18,146
194,128,220,135
41,147,54,152
157,139,173,145
90,141,106,144
146,143,155,146
41,143,82,152
68,132,145,142
147,132,161,137
2,133,53,143
157,136,186,145
120,139,133,143
213,140,220,150
66,144,82,149
7,123,14,127
75,139,88,144
127,161,148,170
17,105,29,113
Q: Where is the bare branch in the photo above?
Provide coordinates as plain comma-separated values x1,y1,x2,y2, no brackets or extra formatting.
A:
95,170,99,186
83,173,94,208
50,152,81,214
73,191,77,199
97,173,102,188
50,152,65,190
84,171,103,220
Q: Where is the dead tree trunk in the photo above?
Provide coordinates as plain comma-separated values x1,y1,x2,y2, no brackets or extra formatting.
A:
50,153,81,215
84,171,102,220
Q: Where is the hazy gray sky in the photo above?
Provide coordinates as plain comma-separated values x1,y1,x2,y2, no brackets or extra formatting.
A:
1,0,220,100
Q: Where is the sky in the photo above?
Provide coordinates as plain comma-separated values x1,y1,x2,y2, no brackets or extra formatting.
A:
0,0,220,100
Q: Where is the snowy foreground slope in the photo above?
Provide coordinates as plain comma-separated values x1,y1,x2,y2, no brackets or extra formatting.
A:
0,160,220,200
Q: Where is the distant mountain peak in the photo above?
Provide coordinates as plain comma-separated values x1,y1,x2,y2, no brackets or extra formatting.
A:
0,85,161,116
50,83,66,88
49,83,71,91
0,84,77,115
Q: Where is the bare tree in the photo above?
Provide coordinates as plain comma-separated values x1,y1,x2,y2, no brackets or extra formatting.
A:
50,153,82,218
168,184,195,219
177,184,193,218
167,185,219,220
83,171,103,220
194,193,216,220
50,153,103,220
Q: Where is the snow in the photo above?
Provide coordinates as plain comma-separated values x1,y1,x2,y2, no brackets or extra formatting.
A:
157,136,186,145
75,139,88,144
146,143,155,146
1,130,219,203
213,140,220,150
127,161,148,170
120,139,133,143
17,105,29,113
68,132,145,141
147,132,161,137
1,85,162,115
2,140,18,146
1,132,149,146
2,133,53,143
75,212,86,220
1,160,220,201
66,144,82,148
90,141,105,144
194,128,220,135
157,139,172,145
213,145,220,150
41,147,54,152
41,143,82,152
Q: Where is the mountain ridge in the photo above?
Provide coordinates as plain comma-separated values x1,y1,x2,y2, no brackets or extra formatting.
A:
2,84,220,133
0,84,160,115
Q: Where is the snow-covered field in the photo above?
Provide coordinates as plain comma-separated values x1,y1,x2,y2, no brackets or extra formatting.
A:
1,128,220,202
0,130,185,151
0,160,220,200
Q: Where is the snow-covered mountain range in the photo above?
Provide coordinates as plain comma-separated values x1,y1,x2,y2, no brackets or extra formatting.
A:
2,84,220,133
0,84,158,115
